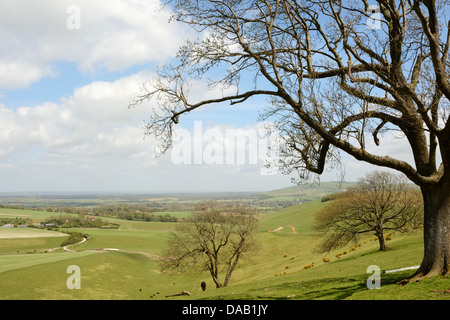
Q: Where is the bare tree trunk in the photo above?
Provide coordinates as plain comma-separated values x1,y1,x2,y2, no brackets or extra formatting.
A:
222,265,235,287
223,251,240,287
403,178,450,283
211,274,222,288
376,230,388,251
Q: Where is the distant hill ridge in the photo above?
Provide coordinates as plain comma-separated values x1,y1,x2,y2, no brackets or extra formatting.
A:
261,181,356,201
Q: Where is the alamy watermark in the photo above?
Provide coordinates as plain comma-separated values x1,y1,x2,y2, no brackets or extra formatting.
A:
66,5,81,30
366,265,381,289
66,265,81,289
366,5,381,30
170,121,281,175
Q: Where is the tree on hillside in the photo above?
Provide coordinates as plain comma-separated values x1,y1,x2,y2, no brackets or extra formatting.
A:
160,201,259,288
315,171,423,252
131,0,450,282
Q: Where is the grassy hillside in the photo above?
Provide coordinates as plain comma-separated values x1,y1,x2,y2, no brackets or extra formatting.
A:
187,200,432,300
0,207,59,223
261,182,355,201
0,199,448,300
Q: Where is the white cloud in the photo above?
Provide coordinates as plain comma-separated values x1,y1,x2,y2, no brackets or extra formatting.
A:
0,71,298,192
0,0,299,192
365,132,414,163
0,0,189,89
337,132,443,183
0,71,154,163
0,62,54,90
0,67,433,192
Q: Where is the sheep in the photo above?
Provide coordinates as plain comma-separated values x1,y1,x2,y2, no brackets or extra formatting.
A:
201,281,207,291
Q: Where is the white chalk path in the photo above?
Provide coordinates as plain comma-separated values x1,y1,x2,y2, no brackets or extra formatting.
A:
63,237,87,252
58,236,160,259
383,266,420,274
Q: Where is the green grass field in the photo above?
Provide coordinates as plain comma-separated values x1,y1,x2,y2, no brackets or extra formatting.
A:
261,182,355,201
0,200,447,300
0,207,59,223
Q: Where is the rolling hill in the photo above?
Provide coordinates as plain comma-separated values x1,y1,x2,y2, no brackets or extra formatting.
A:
0,186,446,301
260,181,355,201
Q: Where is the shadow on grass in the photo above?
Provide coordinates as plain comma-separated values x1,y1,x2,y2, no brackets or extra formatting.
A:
262,277,369,300
300,272,416,300
201,277,368,300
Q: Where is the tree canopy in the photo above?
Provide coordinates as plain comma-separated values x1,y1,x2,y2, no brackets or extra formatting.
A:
315,171,423,252
160,201,259,288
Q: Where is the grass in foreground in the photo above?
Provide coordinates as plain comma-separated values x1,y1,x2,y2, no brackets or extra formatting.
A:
0,201,449,300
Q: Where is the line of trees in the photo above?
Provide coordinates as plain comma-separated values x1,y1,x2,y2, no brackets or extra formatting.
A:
44,204,179,223
0,217,32,227
89,204,179,222
42,214,117,229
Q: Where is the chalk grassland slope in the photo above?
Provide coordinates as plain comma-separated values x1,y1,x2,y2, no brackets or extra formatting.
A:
261,182,355,201
200,201,426,300
0,201,447,300
0,208,203,300
0,219,176,299
159,200,441,300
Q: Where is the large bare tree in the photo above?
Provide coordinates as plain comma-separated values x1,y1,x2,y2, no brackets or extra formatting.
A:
160,201,259,288
131,0,450,282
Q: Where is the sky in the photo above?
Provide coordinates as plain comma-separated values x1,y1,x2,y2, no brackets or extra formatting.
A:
0,0,416,193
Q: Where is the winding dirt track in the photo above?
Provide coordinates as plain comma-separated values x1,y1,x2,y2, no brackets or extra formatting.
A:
267,226,297,233
287,226,297,233
47,238,161,260
63,237,87,251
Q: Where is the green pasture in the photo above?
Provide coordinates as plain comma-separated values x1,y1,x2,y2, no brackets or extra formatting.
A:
0,199,447,300
0,251,98,274
261,182,354,201
0,227,67,239
65,226,173,255
0,207,59,222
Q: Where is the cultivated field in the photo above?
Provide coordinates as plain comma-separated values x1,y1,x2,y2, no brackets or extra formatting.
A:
0,228,67,239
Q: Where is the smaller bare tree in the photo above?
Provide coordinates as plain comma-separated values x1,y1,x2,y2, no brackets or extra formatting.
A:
315,171,423,252
160,201,259,288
